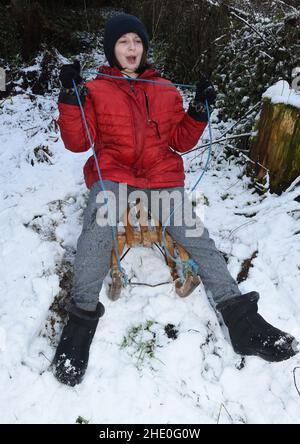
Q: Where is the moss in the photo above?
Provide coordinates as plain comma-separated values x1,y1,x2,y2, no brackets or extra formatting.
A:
121,320,179,369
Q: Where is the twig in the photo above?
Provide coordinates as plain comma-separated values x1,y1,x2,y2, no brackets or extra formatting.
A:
182,101,262,169
129,279,171,288
293,367,300,398
259,50,273,60
228,220,257,240
23,126,39,132
217,403,233,424
182,133,253,159
40,351,51,363
182,100,261,158
277,0,299,14
229,6,281,52
42,150,54,165
0,98,9,108
152,0,165,41
220,102,261,137
229,11,274,50
224,143,269,173
285,175,300,193
191,34,227,72
83,0,90,32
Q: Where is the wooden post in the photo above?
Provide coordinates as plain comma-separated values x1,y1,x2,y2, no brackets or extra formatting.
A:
249,98,300,194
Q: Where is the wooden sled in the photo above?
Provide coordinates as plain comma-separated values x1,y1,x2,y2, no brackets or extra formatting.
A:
107,198,201,301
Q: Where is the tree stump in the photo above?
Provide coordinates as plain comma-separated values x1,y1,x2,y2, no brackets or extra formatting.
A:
249,97,300,194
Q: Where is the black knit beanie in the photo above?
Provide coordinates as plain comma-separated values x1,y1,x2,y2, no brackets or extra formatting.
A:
104,14,149,67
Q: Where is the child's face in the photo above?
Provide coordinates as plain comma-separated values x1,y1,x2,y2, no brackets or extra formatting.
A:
114,32,144,71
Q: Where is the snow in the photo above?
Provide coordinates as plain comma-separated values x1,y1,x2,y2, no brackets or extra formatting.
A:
0,58,300,424
262,80,300,109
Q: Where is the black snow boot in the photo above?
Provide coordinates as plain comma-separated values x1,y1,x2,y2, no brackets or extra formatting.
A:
52,301,105,386
217,292,298,362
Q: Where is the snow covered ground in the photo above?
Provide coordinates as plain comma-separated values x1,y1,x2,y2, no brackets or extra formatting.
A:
0,54,300,424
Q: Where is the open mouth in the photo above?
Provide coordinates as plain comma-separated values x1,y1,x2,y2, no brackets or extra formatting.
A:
126,56,137,64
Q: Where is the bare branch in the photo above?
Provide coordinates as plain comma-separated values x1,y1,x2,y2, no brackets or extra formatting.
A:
229,11,273,48
181,133,253,158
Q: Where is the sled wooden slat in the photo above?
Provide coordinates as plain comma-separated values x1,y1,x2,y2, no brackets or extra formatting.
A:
107,201,200,300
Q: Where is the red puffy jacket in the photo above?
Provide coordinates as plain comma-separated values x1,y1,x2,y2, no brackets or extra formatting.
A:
58,65,207,189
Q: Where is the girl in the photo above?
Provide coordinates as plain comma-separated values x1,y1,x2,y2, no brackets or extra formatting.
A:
54,13,297,386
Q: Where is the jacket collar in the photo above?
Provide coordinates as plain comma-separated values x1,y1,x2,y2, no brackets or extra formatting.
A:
95,65,159,85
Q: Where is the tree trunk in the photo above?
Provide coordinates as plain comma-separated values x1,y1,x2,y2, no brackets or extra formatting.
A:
11,0,43,62
249,98,300,193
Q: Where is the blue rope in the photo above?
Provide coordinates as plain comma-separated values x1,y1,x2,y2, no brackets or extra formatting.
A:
72,79,128,287
71,72,213,284
161,100,213,273
84,70,197,89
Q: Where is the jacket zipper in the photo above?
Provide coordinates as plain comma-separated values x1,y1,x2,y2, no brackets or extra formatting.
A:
127,85,162,179
144,91,161,139
129,80,136,96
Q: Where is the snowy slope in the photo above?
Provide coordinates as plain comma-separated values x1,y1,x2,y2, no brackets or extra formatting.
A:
0,55,300,424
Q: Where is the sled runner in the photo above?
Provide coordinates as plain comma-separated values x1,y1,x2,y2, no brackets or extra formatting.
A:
107,198,201,300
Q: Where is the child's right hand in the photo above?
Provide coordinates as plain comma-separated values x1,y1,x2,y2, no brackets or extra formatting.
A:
59,60,83,89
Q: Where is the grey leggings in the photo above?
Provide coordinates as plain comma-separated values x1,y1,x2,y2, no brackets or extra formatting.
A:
72,180,241,311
